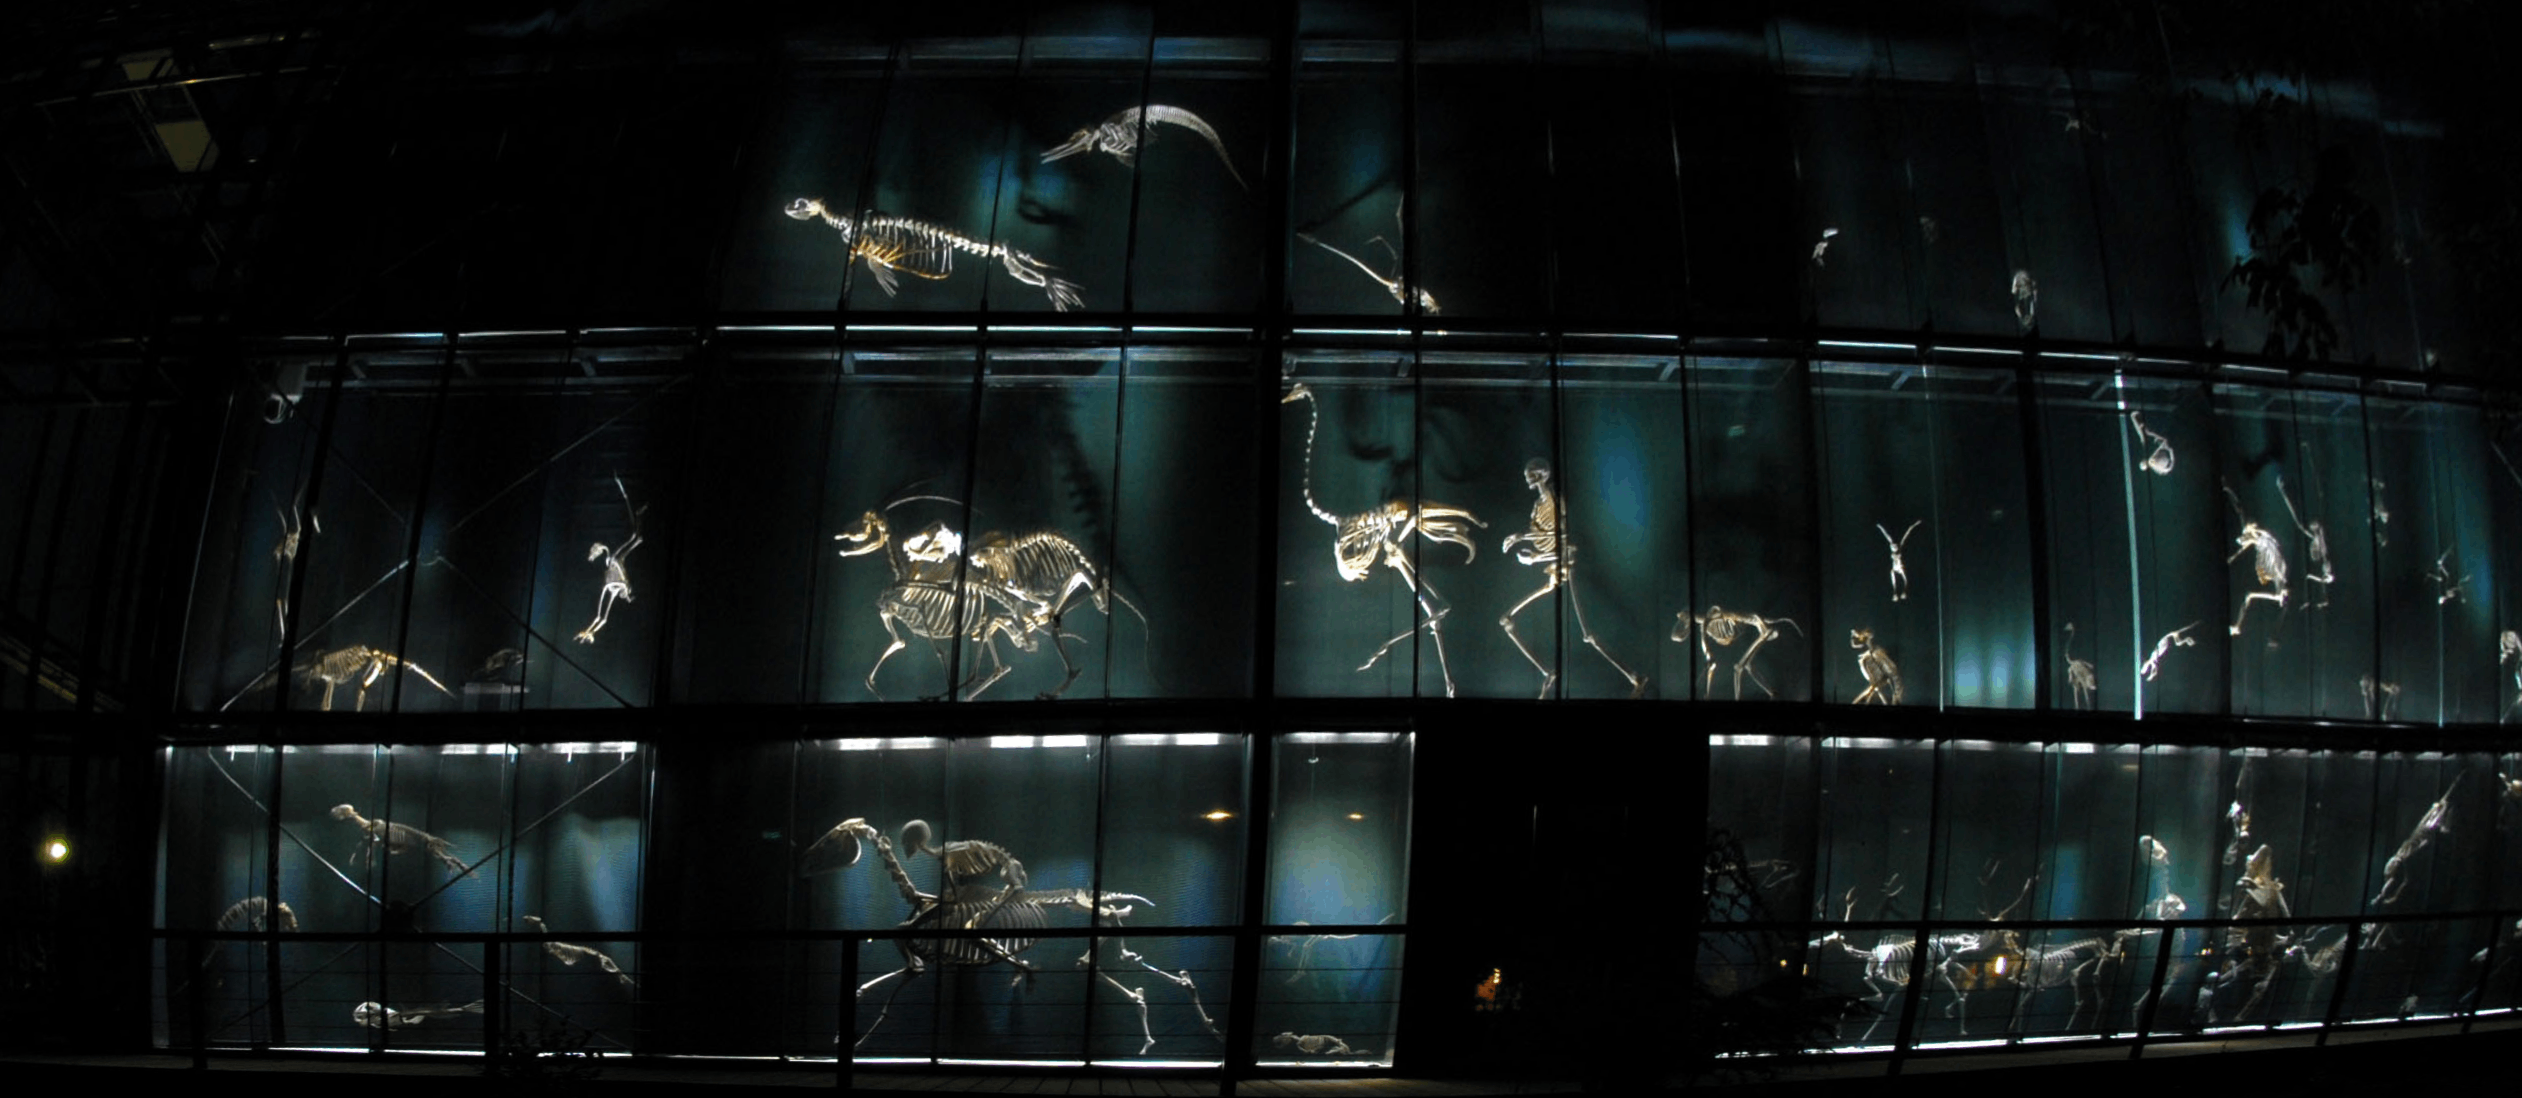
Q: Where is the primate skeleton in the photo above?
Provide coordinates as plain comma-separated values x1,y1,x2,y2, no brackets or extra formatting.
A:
1041,105,1247,189
1672,606,1801,700
1281,383,1485,697
2272,475,2334,609
575,475,645,644
1876,520,1921,602
785,197,1083,311
803,817,1217,1055
1849,628,1902,705
2223,482,2289,641
1297,201,1439,314
1497,458,1645,698
2128,411,2175,476
2140,622,2199,682
331,803,473,878
2011,269,2039,331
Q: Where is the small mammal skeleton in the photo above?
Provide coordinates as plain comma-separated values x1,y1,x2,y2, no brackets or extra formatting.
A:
786,197,1082,311
2128,411,2175,476
331,803,472,878
1298,201,1439,314
1041,105,1247,189
1673,606,1801,700
521,915,635,989
1849,628,1902,705
352,1000,482,1028
1272,1032,1357,1056
1283,383,1485,696
1876,520,1921,602
1498,458,1645,699
575,475,645,644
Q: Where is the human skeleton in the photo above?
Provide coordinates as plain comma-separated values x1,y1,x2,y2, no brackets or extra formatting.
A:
253,644,454,712
521,914,636,990
1282,383,1485,696
1497,458,1644,698
2062,622,2097,710
574,475,645,644
331,803,473,878
1876,520,1921,602
804,817,1215,1055
1673,607,1801,700
1849,628,1902,705
786,197,1082,311
2223,482,2288,641
1041,105,1246,189
2010,269,2039,331
1298,201,1439,314
2128,411,2175,476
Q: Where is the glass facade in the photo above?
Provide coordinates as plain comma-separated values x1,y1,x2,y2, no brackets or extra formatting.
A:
5,0,2521,1085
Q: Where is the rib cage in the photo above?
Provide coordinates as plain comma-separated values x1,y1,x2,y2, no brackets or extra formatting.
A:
970,532,1105,622
785,198,1083,310
905,887,1053,965
879,580,1028,649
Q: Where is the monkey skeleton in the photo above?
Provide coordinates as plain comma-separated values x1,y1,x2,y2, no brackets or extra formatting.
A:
1673,606,1801,700
1876,520,1921,602
2140,622,2199,682
785,197,1082,311
2129,411,2175,476
2223,483,2288,641
1849,628,1902,705
575,475,645,644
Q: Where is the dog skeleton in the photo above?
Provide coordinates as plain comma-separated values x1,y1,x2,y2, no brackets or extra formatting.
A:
1673,607,1801,700
1041,105,1246,189
1498,458,1645,698
785,197,1082,311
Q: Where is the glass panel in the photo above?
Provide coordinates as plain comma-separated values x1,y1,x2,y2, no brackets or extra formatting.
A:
1686,357,1817,702
1268,732,1411,926
1255,930,1399,1066
1670,58,1797,327
1786,53,1919,332
1811,737,1933,1048
1973,49,2111,343
1416,56,1550,320
2134,744,2221,1035
2369,398,2499,724
1707,733,1817,927
1545,66,1681,327
1557,355,1686,699
1117,349,1257,697
1131,56,1273,314
2120,375,2226,715
684,342,837,704
1290,42,1407,317
1886,28,2014,338
815,350,981,703
2209,381,2372,718
157,745,281,1048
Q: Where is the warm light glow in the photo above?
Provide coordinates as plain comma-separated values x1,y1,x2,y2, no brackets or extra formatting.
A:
1203,810,1233,821
44,840,68,862
1992,956,2009,976
1347,812,1365,820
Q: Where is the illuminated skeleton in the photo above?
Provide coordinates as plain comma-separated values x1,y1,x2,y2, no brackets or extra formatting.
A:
2271,476,2334,608
521,915,635,990
2063,622,2097,710
330,803,472,878
1849,628,1902,705
802,817,1214,1055
1812,227,1839,267
2201,843,2295,1024
1813,880,1981,1041
352,1000,481,1029
1269,914,1395,985
2428,548,2470,605
964,528,1150,698
1273,1032,1357,1057
252,644,454,712
1298,201,1438,314
834,510,1034,701
1282,383,1485,697
2224,483,2288,640
1497,458,1645,698
1672,606,1801,700
2372,773,2462,907
2128,411,2175,476
2503,631,2522,721
575,475,645,644
2140,622,2199,682
268,486,318,636
1041,105,1247,189
785,197,1082,311
2360,675,2402,721
2011,269,2039,331
2370,477,2391,546
2008,930,2142,1033
1876,520,1921,602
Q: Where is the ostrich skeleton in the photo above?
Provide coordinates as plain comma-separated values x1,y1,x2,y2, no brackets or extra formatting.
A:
1497,457,1645,698
1280,382,1486,697
2063,622,2097,710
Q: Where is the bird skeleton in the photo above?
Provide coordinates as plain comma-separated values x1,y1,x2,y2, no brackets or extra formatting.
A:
2223,482,2288,641
575,475,645,644
1041,105,1247,189
1849,628,1902,705
1876,520,1921,602
1498,458,1645,699
1298,200,1438,314
2063,622,2097,709
1282,383,1485,697
2128,411,2175,476
1672,606,1801,700
332,803,472,878
520,915,635,990
786,197,1082,311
